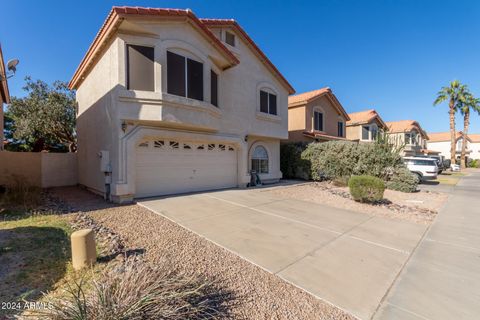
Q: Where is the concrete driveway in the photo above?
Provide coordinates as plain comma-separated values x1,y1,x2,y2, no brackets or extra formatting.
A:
139,188,427,320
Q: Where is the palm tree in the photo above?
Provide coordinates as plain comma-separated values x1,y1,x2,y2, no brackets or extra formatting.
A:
433,80,470,165
459,94,480,168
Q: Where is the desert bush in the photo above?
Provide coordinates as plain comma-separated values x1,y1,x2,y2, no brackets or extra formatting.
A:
280,142,311,179
332,176,350,187
348,175,385,203
385,167,418,192
0,175,42,209
34,257,234,320
301,140,404,181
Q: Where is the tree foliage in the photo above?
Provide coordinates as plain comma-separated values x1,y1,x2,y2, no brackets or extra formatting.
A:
433,80,470,164
5,77,77,152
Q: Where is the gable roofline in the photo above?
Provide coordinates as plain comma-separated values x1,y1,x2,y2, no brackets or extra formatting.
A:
200,19,295,94
0,44,10,104
385,120,429,139
346,109,387,129
69,7,240,90
288,87,350,121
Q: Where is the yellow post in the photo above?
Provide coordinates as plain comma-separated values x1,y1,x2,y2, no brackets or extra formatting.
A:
71,229,96,270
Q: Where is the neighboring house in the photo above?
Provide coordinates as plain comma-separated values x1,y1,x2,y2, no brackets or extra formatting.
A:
0,45,11,151
468,134,480,160
346,109,387,142
287,88,350,142
385,120,430,156
68,7,295,202
427,132,474,161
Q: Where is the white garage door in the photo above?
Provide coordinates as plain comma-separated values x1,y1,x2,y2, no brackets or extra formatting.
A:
135,138,237,198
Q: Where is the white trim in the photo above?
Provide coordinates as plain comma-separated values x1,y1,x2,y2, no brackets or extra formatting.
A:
360,123,378,141
248,141,271,175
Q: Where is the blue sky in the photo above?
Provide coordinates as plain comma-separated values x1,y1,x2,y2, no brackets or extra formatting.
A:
2,0,479,133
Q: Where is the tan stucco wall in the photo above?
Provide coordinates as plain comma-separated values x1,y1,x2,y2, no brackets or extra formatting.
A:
41,153,78,188
346,125,360,141
75,20,289,199
0,152,77,187
287,95,346,142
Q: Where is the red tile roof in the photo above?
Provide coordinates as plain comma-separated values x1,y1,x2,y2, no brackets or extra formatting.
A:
201,19,295,94
69,7,294,95
468,134,480,142
346,109,387,128
428,131,472,142
69,7,240,89
288,88,350,120
288,88,330,105
385,120,428,138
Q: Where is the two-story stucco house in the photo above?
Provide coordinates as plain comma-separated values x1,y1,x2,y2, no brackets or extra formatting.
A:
468,134,480,160
427,132,474,161
0,45,11,150
385,120,430,156
287,88,350,142
69,7,295,203
345,109,387,142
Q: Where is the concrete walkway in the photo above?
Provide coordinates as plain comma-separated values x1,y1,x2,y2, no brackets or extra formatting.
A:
139,188,427,320
375,171,480,320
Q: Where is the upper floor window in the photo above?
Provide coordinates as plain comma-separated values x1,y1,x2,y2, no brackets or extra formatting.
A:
167,51,203,101
225,31,235,47
371,126,378,140
211,70,218,107
337,122,344,137
314,111,324,131
127,45,154,91
362,126,370,140
405,132,417,145
260,90,277,115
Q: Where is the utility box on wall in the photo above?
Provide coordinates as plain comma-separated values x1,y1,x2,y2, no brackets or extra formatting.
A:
99,150,110,172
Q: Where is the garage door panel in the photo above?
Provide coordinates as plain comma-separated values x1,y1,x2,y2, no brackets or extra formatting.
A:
135,139,237,198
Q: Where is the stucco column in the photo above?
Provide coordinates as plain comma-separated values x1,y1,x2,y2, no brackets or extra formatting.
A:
237,140,250,187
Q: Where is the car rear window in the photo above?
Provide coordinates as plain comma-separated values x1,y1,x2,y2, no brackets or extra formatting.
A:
413,159,436,166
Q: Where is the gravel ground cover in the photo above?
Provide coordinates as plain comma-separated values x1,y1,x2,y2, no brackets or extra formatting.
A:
52,187,355,320
263,181,448,224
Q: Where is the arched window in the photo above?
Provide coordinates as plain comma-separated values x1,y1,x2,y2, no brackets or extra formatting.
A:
251,146,269,173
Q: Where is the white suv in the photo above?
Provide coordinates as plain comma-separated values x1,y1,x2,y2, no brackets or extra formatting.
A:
403,157,438,182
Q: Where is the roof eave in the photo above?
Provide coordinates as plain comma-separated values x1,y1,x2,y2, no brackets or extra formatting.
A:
69,7,240,90
202,19,295,94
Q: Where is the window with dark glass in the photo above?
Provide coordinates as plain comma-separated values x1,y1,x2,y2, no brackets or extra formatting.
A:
314,111,323,131
211,70,218,107
225,31,235,46
371,126,378,140
362,126,370,140
167,51,186,96
187,58,203,100
259,90,277,115
251,146,269,174
127,45,154,91
337,122,344,137
167,51,203,101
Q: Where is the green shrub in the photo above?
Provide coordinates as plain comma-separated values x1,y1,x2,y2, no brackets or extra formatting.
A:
468,159,479,168
348,175,385,203
301,140,404,181
385,167,418,192
280,142,311,179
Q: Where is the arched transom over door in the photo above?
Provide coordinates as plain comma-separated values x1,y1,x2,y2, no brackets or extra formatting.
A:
135,138,237,198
